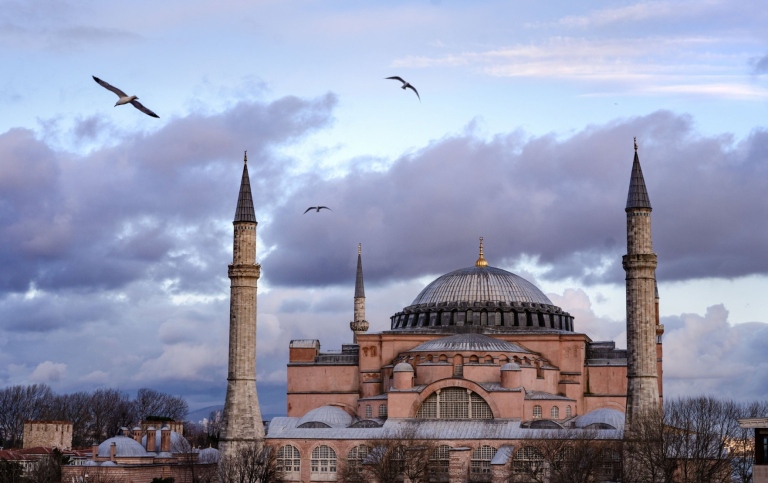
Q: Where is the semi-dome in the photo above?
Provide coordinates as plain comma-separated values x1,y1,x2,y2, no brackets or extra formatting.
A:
409,333,532,354
390,245,574,334
573,408,625,429
393,362,414,372
297,405,354,428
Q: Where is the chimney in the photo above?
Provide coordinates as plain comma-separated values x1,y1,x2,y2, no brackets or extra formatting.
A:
91,443,98,461
132,426,142,443
161,426,171,452
109,442,116,462
146,427,157,452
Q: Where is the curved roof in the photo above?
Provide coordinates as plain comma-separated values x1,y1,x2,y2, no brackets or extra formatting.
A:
409,333,532,353
573,408,625,429
393,362,414,372
198,447,220,464
297,405,354,428
97,436,149,458
501,362,521,371
411,266,553,306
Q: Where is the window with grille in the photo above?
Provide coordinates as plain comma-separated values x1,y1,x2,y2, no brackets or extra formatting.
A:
347,445,370,474
512,446,544,476
533,405,542,419
430,445,450,477
277,445,301,474
416,387,492,419
551,406,559,419
365,404,372,418
470,445,497,476
378,404,388,417
598,448,621,480
565,405,572,418
311,445,337,475
453,364,464,377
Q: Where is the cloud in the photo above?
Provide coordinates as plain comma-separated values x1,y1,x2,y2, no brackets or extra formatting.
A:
0,93,336,296
751,54,768,75
260,110,768,289
29,360,67,383
662,305,768,400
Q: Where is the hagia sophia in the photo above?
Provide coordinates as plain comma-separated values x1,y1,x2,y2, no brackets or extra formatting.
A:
218,142,664,482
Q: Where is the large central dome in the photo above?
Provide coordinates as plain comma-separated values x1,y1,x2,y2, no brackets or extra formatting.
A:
390,245,574,333
411,266,553,306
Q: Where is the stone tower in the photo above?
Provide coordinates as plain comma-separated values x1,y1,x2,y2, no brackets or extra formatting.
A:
349,244,369,343
220,152,264,458
623,139,660,432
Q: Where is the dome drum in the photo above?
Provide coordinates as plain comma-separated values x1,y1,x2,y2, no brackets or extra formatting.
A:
390,304,573,332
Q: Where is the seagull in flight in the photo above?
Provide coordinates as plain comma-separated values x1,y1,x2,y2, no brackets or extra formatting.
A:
92,76,160,118
385,76,420,101
304,206,332,214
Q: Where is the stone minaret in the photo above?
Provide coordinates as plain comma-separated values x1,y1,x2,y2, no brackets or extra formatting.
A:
349,244,369,343
220,152,264,458
623,139,660,432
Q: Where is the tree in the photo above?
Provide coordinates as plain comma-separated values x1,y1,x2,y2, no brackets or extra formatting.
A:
339,428,436,483
87,388,133,444
24,448,70,483
0,384,53,448
0,460,23,483
134,388,189,422
217,443,283,483
170,432,217,483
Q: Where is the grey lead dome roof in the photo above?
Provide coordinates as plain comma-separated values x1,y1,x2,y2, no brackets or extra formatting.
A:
411,266,553,306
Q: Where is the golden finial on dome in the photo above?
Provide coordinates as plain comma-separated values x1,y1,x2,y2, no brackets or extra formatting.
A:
244,150,248,164
475,237,488,267
634,137,638,152
358,243,361,255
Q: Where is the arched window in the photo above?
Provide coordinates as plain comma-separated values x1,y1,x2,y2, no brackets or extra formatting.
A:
533,405,542,419
430,445,450,480
347,445,370,475
311,445,337,477
416,387,493,420
365,405,372,418
551,406,559,419
470,445,497,478
378,404,388,418
513,446,545,478
565,405,572,418
277,445,300,476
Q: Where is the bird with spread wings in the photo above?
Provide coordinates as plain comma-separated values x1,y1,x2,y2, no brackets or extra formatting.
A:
92,76,160,118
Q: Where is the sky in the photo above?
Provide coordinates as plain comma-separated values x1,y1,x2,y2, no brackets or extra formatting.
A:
1,0,768,417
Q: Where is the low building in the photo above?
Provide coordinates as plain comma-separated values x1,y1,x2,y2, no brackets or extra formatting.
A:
738,418,768,483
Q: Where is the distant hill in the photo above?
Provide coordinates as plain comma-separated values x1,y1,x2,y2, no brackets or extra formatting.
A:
186,405,282,424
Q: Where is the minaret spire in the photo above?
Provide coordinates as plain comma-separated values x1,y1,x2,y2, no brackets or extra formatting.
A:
350,243,369,343
220,153,264,457
622,138,660,434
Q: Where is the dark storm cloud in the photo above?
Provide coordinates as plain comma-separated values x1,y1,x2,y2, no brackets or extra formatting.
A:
0,93,337,297
260,110,768,288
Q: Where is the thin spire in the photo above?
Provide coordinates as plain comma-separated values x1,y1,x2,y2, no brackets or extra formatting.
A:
355,243,365,298
626,138,652,211
475,237,488,267
234,152,257,223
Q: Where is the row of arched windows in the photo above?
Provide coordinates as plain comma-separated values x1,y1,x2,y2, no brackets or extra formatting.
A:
532,404,572,419
275,443,618,480
275,443,497,478
364,404,388,418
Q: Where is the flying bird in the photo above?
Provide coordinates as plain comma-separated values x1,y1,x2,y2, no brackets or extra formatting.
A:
385,76,420,101
304,206,332,214
92,76,160,118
